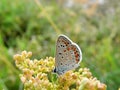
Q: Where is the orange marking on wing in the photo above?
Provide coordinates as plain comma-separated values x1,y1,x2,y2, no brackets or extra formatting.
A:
67,47,70,51
76,58,79,63
76,54,79,57
75,55,78,58
61,39,69,47
64,42,68,46
64,50,66,52
74,51,77,54
66,42,69,46
73,48,76,51
75,53,79,57
62,40,68,45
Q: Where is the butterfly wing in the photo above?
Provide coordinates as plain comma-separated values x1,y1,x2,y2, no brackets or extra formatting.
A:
55,35,82,75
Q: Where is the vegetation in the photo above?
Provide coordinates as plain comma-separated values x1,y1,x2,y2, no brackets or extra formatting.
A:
13,51,106,90
0,0,120,90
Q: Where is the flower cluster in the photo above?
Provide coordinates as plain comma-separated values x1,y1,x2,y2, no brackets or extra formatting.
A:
14,51,107,90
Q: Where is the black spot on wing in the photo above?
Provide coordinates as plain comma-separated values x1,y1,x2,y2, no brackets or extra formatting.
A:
59,53,62,55
60,44,65,47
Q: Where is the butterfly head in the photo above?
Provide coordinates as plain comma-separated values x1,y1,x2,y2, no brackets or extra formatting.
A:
53,67,64,75
53,68,56,73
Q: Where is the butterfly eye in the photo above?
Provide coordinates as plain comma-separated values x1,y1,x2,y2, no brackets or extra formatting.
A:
53,68,56,73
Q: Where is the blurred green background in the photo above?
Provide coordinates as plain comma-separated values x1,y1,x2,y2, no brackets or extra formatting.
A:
0,0,120,90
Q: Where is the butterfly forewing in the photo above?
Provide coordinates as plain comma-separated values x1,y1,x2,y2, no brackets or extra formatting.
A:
55,35,82,75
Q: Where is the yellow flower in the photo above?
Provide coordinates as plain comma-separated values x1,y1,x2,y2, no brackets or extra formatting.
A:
14,51,107,90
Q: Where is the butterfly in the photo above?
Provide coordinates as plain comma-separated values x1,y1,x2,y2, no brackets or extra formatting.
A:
54,35,82,75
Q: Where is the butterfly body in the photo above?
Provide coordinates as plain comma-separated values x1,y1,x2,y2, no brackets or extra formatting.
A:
54,35,82,75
